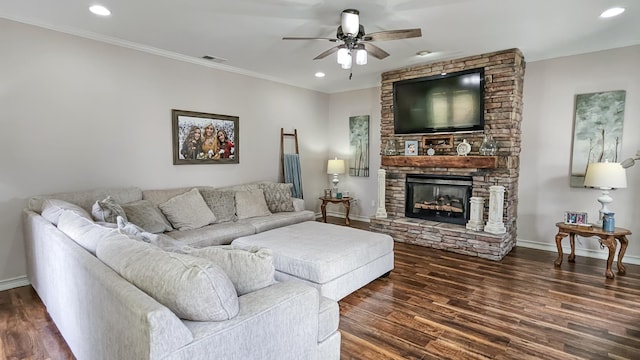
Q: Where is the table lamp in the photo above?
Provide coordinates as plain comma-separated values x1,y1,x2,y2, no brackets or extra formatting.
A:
583,161,627,223
327,158,345,194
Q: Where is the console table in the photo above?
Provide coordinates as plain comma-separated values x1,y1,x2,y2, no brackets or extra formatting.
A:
554,222,631,279
319,197,352,225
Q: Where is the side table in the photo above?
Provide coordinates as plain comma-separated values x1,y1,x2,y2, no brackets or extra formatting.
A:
554,222,631,279
319,197,352,225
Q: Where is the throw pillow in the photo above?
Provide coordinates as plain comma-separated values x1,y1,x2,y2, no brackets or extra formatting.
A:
96,235,239,321
259,183,295,213
188,246,276,296
41,199,92,226
57,210,117,255
121,200,173,234
199,189,237,223
91,196,127,223
235,189,271,219
116,216,189,253
158,188,216,231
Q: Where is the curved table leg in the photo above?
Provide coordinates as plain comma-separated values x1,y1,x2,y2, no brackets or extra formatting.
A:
568,234,576,263
616,235,628,275
344,200,351,225
554,231,568,267
600,235,617,279
320,201,328,223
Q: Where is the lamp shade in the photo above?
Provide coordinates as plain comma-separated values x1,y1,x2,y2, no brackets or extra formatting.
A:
327,159,345,174
584,162,627,189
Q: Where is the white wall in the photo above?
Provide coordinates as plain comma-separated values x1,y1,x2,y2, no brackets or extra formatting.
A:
0,18,330,285
327,87,382,220
518,45,640,263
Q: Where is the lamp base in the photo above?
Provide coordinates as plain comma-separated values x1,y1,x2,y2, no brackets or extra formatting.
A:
596,189,613,225
331,175,339,196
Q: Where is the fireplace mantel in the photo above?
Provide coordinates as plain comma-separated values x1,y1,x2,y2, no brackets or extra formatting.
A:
381,155,497,169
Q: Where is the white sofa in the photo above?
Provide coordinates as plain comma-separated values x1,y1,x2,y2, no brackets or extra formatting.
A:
22,182,340,360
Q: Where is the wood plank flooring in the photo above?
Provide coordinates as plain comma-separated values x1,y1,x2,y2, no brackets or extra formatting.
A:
2,217,639,359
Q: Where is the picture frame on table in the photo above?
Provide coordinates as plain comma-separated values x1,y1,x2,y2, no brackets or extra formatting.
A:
172,109,239,165
404,140,418,156
564,211,589,226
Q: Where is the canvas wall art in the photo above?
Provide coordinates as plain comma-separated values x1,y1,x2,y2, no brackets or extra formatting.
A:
570,90,626,187
349,115,369,177
172,109,239,165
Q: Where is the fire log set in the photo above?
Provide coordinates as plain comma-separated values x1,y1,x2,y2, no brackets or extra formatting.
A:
413,195,464,213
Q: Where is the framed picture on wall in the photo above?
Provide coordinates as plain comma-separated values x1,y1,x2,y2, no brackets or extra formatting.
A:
349,115,369,177
172,109,239,165
404,140,418,156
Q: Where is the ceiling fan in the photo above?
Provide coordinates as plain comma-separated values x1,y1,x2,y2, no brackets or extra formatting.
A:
283,9,421,77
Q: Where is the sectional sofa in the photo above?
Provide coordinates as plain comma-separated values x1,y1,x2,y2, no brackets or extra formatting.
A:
22,181,340,360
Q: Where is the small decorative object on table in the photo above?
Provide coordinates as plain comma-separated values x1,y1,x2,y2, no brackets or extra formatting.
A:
324,189,332,198
456,139,471,156
602,212,615,232
342,190,350,198
564,211,589,226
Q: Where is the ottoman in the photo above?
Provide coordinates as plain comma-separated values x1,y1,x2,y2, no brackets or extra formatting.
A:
232,221,394,301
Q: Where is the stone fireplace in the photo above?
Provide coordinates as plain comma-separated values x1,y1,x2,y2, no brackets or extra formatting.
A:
370,48,525,261
405,174,472,225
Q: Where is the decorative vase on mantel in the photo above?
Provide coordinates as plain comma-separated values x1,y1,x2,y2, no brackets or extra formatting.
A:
479,134,497,156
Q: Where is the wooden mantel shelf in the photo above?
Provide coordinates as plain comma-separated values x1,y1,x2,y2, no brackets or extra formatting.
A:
382,155,497,169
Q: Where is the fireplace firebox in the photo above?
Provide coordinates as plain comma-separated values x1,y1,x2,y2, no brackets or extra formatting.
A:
405,174,472,225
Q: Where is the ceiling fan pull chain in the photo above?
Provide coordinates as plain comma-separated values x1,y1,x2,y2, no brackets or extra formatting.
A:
349,68,353,80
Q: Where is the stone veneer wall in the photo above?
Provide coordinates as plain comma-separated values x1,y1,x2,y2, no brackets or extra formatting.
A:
370,48,525,260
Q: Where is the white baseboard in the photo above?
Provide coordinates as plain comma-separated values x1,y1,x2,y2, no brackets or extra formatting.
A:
517,238,640,265
0,276,30,291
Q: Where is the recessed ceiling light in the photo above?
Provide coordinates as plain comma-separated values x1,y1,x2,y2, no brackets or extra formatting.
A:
315,72,326,78
89,5,111,16
416,50,432,57
600,7,625,18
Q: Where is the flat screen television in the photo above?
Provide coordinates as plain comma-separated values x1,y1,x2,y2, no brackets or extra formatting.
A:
393,68,485,134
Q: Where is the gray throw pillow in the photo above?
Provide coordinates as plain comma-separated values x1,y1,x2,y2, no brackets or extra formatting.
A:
91,196,127,223
199,189,237,223
259,183,295,213
41,199,92,226
158,188,216,231
96,235,239,321
121,200,173,234
235,189,271,219
188,246,276,296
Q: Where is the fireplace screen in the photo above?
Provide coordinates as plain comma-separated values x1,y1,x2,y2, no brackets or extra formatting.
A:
405,175,472,225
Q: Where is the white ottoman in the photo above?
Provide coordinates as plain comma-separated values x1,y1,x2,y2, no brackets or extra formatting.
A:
232,221,394,301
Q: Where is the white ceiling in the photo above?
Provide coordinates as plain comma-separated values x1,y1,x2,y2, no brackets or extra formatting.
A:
1,0,639,93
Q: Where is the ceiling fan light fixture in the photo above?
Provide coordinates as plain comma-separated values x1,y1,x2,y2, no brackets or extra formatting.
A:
356,48,367,65
341,9,360,36
341,55,352,69
337,47,350,65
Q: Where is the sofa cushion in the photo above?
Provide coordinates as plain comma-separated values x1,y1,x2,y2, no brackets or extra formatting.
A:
41,199,92,226
97,234,239,321
158,188,216,231
57,210,117,255
29,187,142,213
91,196,127,223
235,189,271,219
121,200,173,234
239,210,315,233
199,189,237,223
188,246,275,296
165,222,256,247
259,183,295,213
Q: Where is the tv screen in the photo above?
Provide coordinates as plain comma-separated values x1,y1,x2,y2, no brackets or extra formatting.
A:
393,68,485,134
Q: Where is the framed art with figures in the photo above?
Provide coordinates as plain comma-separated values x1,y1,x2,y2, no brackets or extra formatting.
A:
172,109,239,165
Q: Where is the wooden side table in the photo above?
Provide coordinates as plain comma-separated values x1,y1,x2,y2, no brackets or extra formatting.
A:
319,197,352,225
554,222,631,279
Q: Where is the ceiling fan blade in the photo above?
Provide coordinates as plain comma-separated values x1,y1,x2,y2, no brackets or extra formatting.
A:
362,43,390,60
282,37,338,42
363,28,422,42
313,46,341,60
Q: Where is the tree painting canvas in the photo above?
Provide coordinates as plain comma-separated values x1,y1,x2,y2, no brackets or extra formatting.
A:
349,115,369,177
570,90,626,187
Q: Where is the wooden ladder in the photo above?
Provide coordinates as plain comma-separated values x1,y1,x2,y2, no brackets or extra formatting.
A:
280,128,299,182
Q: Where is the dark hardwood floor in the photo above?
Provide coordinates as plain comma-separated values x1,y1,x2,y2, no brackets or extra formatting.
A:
2,217,639,359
